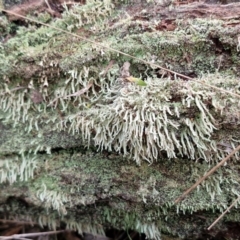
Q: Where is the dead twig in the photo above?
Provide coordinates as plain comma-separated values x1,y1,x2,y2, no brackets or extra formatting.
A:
0,230,65,240
48,81,93,107
44,0,52,10
175,144,240,204
101,60,115,77
208,195,240,230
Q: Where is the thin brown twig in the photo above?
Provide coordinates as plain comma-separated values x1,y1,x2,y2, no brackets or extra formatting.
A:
208,195,240,230
101,60,115,77
0,230,65,240
48,81,93,106
44,0,52,10
1,8,240,99
175,144,240,204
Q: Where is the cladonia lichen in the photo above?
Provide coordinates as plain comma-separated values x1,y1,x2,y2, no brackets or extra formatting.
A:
60,74,239,164
36,183,68,215
1,67,239,164
0,154,37,184
1,1,240,239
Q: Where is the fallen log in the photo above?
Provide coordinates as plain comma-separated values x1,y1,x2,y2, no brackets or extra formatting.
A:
0,0,240,239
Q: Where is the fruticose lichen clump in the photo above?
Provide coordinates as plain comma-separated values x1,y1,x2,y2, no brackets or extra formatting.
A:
0,58,239,165
58,73,239,164
0,154,37,184
1,0,240,239
0,1,239,167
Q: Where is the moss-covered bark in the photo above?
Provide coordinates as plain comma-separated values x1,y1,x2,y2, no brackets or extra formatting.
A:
0,0,240,239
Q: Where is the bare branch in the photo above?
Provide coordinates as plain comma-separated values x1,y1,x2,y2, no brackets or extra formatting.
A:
48,81,93,107
0,230,65,240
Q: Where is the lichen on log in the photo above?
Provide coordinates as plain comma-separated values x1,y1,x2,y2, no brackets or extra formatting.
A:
0,0,240,239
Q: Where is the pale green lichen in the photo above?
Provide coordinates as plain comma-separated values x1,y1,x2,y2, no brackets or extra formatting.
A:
61,75,239,164
0,153,37,184
103,207,161,240
0,2,240,238
1,149,240,239
59,0,114,32
36,183,68,215
1,67,239,164
1,6,239,164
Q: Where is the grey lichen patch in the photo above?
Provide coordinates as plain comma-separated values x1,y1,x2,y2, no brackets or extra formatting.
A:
1,3,239,80
58,0,114,31
0,153,38,184
60,74,239,164
1,1,240,238
103,208,161,240
35,183,68,215
1,148,240,239
0,0,115,79
0,61,239,164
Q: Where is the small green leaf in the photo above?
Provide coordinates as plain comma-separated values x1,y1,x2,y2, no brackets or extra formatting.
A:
135,78,147,86
126,76,147,86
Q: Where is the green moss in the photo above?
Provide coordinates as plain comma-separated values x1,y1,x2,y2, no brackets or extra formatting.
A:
1,147,240,238
0,1,240,239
